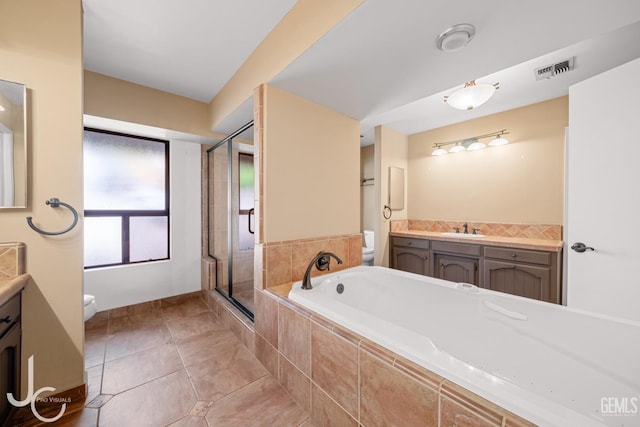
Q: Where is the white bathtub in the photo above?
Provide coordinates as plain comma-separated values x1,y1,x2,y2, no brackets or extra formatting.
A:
289,266,640,427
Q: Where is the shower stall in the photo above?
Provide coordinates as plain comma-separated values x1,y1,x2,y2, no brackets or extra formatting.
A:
207,122,255,319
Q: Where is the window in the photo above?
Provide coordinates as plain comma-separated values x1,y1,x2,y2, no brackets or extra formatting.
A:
83,128,169,268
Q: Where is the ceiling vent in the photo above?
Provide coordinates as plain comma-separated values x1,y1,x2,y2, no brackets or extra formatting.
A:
534,57,575,80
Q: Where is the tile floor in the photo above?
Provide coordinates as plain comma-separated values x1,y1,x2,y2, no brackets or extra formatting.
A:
60,293,314,426
215,281,254,315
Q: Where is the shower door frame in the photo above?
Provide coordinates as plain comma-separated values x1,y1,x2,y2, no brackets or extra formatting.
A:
207,120,254,321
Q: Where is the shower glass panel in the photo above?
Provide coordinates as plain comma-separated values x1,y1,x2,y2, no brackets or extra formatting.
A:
208,142,230,297
207,122,254,319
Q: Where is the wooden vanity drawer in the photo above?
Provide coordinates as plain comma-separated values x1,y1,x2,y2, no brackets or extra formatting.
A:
432,240,481,257
484,247,551,266
0,293,20,339
391,237,430,250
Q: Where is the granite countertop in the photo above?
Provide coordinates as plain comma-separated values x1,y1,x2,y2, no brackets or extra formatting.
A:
0,274,29,306
389,230,563,252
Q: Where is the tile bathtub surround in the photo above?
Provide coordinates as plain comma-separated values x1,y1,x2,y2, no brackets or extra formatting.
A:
202,288,256,354
254,287,538,427
392,219,562,240
259,233,363,290
202,233,362,293
0,241,26,279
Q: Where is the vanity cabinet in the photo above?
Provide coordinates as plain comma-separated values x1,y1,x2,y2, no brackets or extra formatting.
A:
390,234,562,304
432,241,481,285
390,237,430,276
0,293,21,425
483,247,561,303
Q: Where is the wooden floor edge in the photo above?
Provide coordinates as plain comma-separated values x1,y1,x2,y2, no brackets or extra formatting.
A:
6,383,86,427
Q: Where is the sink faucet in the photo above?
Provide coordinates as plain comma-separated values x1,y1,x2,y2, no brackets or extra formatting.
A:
301,251,343,290
463,222,469,234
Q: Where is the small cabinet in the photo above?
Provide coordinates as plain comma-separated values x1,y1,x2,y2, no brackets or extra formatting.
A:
0,293,21,425
432,241,481,285
434,253,479,285
483,247,561,303
390,237,430,276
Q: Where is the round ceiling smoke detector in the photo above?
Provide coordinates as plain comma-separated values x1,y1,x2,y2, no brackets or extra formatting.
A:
436,23,476,52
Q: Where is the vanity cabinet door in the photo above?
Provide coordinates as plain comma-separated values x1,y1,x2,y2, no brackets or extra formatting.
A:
392,246,430,276
0,293,21,425
390,237,430,276
434,254,479,285
483,260,552,302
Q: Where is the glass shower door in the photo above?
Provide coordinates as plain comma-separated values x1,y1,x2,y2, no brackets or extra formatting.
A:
207,122,254,319
232,150,255,313
208,140,230,298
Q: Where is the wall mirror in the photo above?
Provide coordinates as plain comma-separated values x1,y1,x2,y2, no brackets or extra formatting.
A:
0,78,27,208
388,166,405,210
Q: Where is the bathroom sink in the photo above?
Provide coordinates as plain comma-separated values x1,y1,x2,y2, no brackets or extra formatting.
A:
441,232,485,238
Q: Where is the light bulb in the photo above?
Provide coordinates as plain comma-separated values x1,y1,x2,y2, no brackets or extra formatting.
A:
467,141,486,151
448,143,466,153
489,136,509,146
432,147,447,156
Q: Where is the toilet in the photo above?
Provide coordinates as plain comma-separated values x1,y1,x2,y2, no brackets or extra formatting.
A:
362,229,374,266
84,294,97,321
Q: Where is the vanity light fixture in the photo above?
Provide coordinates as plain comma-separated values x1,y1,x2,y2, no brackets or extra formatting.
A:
466,139,486,151
489,132,510,146
444,80,500,110
431,144,448,156
448,142,466,153
431,129,509,156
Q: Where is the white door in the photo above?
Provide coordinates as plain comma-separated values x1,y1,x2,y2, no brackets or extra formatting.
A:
566,57,640,323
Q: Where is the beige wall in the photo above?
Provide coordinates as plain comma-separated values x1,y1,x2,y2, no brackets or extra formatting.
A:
374,126,408,266
408,97,567,225
360,144,374,232
262,85,360,242
208,0,364,129
0,0,84,395
84,71,220,139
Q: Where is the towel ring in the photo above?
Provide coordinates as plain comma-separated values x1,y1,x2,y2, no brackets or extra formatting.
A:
26,198,79,236
383,205,392,220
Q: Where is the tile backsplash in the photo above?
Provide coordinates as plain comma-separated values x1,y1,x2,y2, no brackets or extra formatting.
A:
391,219,562,240
0,242,26,279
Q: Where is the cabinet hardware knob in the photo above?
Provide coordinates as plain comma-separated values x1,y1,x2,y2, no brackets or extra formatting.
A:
511,254,517,258
1,316,12,323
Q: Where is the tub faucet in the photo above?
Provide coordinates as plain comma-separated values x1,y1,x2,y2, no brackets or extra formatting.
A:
301,251,343,290
463,222,469,234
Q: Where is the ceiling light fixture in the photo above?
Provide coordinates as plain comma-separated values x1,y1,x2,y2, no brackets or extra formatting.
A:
436,23,476,52
0,104,5,112
430,129,509,156
444,80,500,110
